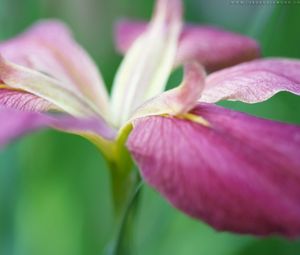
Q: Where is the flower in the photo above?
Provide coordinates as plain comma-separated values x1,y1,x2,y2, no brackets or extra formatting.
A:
1,0,300,237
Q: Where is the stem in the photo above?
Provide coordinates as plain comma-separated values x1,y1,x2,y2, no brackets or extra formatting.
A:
103,122,140,255
105,174,142,255
109,161,138,217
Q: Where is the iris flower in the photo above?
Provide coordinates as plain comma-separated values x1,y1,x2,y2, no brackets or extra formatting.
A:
1,0,300,238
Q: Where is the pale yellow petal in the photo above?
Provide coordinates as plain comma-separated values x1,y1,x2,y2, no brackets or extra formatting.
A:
0,56,99,118
110,0,183,127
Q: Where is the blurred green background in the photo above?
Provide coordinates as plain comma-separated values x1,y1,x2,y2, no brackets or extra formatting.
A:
0,0,300,254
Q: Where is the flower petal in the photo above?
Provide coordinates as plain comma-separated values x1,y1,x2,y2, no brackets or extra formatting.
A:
0,56,100,118
201,58,300,104
0,86,54,112
0,106,115,149
0,20,109,117
130,62,205,121
110,0,183,127
115,20,260,72
0,107,48,147
127,103,300,236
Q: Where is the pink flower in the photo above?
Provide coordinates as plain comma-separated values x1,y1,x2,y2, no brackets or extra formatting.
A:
1,0,300,237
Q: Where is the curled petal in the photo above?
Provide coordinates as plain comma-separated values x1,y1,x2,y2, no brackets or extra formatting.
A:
0,56,100,118
110,0,183,127
130,62,205,120
115,20,260,72
201,58,300,103
0,106,115,149
0,20,109,117
127,103,300,236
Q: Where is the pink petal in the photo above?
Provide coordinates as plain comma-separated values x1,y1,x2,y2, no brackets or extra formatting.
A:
49,115,116,141
0,20,109,117
0,106,115,148
130,62,205,120
127,103,300,236
0,107,48,146
0,88,53,112
115,20,260,72
201,58,300,104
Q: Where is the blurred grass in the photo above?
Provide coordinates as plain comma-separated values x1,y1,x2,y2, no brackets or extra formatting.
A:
0,0,300,255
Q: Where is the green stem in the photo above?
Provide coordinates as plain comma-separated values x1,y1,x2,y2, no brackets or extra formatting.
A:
108,160,138,216
102,122,140,255
105,173,142,255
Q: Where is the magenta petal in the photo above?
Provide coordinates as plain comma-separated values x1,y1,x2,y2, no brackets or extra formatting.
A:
127,103,300,236
202,58,300,104
115,20,260,72
0,106,115,148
